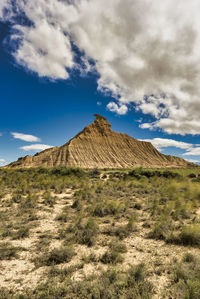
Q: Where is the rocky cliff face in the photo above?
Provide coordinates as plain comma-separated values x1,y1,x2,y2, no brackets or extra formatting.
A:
7,114,193,169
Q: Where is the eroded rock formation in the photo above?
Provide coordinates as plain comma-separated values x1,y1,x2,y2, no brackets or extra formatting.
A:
7,114,193,169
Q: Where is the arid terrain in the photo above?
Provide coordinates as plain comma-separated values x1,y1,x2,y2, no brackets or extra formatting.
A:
1,167,200,298
2,2,200,299
7,115,193,169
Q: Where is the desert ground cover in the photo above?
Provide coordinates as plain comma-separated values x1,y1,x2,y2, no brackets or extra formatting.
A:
0,167,200,298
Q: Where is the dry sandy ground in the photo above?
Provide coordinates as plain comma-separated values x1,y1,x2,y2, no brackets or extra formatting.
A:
0,188,199,298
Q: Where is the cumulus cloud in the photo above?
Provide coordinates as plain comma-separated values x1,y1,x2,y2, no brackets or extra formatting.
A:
183,148,200,156
0,158,8,166
2,0,200,134
11,132,40,142
141,137,200,158
0,0,12,20
141,138,193,151
0,158,6,163
185,158,200,163
107,102,128,115
20,144,53,151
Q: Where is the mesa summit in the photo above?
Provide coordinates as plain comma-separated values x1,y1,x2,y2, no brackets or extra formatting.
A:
7,114,193,169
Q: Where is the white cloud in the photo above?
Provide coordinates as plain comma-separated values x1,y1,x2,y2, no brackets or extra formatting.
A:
11,132,40,142
14,20,74,79
185,158,200,163
141,137,200,158
107,102,128,115
140,119,200,135
141,138,193,151
0,158,8,166
0,158,6,162
19,144,53,151
2,1,200,134
0,0,12,20
183,148,200,156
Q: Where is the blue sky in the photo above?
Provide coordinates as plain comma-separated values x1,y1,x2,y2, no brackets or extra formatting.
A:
1,1,200,165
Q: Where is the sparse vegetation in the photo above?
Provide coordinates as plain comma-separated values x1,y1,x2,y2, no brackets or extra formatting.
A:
100,241,127,265
170,254,200,298
66,217,99,246
56,206,69,222
0,242,24,260
34,246,76,267
91,199,124,217
168,224,200,246
11,225,30,239
0,166,200,298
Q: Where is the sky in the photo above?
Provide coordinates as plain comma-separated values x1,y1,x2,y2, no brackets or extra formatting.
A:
0,0,200,166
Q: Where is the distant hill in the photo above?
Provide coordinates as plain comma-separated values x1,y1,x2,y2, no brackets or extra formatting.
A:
7,114,194,169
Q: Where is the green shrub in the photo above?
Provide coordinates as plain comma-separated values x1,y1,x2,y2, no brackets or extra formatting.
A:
12,225,30,239
186,280,200,298
101,249,124,265
81,252,98,264
36,246,75,266
48,263,84,279
67,217,99,246
51,167,86,178
101,240,127,264
0,242,22,260
101,240,127,265
56,207,69,222
114,216,136,239
109,240,127,253
172,258,200,299
179,224,200,246
43,191,56,207
128,168,181,179
162,171,181,179
73,188,93,201
90,168,100,178
127,263,147,285
182,252,196,263
149,221,172,240
91,200,123,217
11,192,23,203
71,198,82,211
0,264,154,298
188,173,196,178
18,193,39,212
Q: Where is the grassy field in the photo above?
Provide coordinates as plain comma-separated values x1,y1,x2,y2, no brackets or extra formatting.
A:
0,167,200,298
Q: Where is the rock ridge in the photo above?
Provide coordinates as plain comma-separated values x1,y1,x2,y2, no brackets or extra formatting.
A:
7,114,194,169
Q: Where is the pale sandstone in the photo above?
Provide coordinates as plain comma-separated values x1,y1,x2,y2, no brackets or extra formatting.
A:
7,114,193,169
